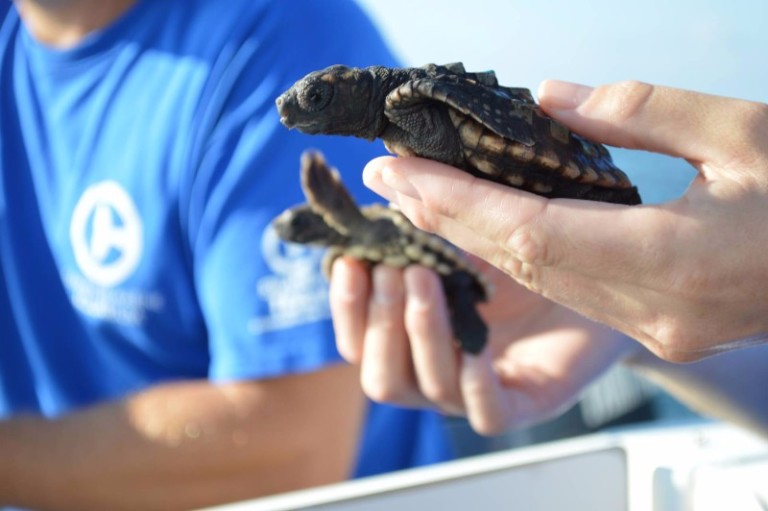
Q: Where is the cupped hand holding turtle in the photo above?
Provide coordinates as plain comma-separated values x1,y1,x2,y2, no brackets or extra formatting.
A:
361,81,768,363
330,256,638,435
331,255,768,436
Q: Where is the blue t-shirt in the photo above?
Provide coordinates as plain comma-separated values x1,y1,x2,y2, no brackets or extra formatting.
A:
0,0,452,482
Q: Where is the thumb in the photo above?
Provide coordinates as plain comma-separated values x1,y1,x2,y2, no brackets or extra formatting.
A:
365,155,671,281
538,80,764,172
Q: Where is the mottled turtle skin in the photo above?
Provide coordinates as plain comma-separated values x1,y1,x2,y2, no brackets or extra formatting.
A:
272,151,491,354
276,62,641,205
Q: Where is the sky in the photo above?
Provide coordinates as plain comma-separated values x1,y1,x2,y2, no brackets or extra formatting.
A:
356,0,767,203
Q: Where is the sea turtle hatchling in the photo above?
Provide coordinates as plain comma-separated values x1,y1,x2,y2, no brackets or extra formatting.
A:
276,62,641,205
272,151,491,354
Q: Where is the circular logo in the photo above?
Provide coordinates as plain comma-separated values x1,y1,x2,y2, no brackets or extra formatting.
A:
69,181,143,287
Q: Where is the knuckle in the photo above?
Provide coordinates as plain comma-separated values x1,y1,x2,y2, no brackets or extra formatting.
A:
396,199,438,234
506,225,541,263
505,223,552,266
724,100,768,164
500,226,546,293
420,382,459,409
469,413,509,437
371,265,405,307
361,372,409,404
645,316,703,363
500,259,542,294
503,202,555,268
406,208,432,232
651,320,685,352
335,340,361,364
594,80,656,124
734,100,768,132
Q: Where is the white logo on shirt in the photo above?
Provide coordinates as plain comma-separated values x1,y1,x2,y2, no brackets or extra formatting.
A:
70,181,143,287
248,227,331,334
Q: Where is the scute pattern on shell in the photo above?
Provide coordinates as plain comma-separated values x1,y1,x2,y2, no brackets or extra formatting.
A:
386,73,537,146
272,151,490,354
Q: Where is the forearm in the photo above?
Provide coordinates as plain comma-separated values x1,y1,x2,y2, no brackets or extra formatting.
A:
626,344,768,438
0,367,364,511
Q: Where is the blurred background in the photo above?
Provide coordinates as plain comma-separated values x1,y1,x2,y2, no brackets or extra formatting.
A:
358,0,767,203
355,0,768,456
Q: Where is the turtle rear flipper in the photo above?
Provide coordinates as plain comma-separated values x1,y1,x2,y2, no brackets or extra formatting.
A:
499,86,535,104
424,62,500,88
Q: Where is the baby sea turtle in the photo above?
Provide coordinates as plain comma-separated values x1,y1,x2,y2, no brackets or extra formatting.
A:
272,151,491,354
276,62,641,204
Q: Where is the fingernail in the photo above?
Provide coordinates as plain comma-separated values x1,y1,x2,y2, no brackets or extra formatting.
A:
404,266,438,311
330,258,364,302
538,80,594,111
381,166,422,201
373,266,403,306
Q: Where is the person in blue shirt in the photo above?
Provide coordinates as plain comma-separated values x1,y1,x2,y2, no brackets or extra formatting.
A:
0,1,453,509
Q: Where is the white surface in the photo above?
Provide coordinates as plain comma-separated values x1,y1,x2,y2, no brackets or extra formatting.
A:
688,458,768,511
199,422,768,511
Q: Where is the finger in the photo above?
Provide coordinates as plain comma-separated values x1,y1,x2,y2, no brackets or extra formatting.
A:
460,351,514,436
359,265,422,406
395,199,691,361
538,80,768,171
365,155,674,284
403,266,463,414
363,156,412,206
367,162,685,352
329,257,370,363
364,155,548,247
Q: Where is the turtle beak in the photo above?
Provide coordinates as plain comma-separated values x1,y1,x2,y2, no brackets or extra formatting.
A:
275,91,297,128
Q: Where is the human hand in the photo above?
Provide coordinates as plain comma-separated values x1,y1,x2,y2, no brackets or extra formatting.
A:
362,81,768,362
330,256,634,435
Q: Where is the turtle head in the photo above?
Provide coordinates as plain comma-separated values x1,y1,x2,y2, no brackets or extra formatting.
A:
272,205,345,246
276,65,383,139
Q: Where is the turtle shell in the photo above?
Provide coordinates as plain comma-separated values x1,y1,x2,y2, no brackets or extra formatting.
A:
384,67,640,204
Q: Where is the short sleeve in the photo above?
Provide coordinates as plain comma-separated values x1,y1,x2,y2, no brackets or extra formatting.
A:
184,0,399,381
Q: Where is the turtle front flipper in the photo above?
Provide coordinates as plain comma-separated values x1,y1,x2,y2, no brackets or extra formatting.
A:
410,75,537,146
382,75,538,169
382,79,465,166
300,150,368,235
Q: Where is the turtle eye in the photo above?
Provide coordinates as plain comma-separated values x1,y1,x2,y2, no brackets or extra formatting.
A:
299,80,334,112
